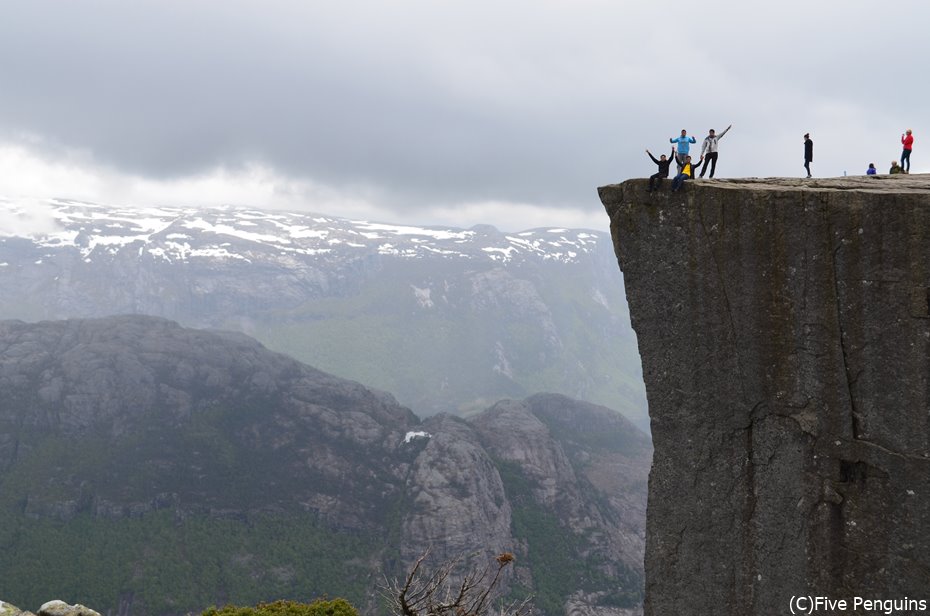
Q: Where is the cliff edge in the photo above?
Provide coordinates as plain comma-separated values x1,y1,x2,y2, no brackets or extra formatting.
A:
599,176,930,615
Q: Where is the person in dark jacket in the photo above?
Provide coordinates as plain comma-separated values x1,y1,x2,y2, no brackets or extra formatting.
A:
671,154,703,192
646,147,675,191
804,133,813,178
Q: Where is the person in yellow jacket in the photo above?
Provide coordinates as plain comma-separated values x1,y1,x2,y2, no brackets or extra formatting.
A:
671,154,703,192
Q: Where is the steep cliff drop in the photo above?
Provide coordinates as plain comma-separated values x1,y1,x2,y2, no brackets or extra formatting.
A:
599,176,930,616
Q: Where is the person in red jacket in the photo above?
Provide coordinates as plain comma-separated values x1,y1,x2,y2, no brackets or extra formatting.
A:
901,129,914,173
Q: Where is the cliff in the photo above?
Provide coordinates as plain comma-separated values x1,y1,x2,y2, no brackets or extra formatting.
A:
599,176,930,615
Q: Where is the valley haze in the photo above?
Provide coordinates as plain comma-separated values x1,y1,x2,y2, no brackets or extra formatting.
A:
0,197,647,428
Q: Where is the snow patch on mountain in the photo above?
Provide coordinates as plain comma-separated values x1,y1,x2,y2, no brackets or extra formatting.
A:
411,285,434,309
0,198,604,266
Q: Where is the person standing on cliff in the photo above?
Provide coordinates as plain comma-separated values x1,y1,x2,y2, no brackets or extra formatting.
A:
698,124,732,178
670,129,697,172
803,133,813,178
646,147,675,191
901,129,914,173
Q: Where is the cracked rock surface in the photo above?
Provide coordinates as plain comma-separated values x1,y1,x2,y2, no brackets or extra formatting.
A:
600,175,930,616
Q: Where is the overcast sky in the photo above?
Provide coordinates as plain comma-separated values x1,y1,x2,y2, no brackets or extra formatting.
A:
0,0,924,231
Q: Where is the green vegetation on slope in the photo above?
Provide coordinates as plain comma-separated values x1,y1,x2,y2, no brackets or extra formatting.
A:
203,597,358,616
0,509,376,615
494,460,643,616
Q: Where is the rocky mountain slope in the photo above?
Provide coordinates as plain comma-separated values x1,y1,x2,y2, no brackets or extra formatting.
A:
0,315,650,616
0,199,646,427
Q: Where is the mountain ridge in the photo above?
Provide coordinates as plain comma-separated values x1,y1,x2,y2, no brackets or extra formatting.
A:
0,314,650,616
0,198,647,427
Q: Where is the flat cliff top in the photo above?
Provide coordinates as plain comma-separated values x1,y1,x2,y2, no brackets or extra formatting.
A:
601,173,930,197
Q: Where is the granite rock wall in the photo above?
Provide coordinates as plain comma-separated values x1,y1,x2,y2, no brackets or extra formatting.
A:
600,176,930,615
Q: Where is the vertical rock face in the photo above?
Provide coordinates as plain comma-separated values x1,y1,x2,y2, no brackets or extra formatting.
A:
600,177,930,616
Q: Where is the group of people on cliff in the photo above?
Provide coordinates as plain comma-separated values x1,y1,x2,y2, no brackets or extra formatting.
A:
804,130,913,177
874,129,914,176
645,125,732,192
645,127,915,191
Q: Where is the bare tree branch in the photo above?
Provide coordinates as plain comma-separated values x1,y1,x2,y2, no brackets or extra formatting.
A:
382,550,532,616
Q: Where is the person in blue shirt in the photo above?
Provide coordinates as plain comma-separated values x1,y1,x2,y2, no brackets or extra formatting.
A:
867,163,877,175
670,129,697,172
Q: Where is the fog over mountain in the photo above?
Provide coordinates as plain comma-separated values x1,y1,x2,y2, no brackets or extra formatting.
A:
0,198,647,427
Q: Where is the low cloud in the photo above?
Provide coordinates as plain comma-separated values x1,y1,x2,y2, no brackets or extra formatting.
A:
0,0,925,230
0,143,606,232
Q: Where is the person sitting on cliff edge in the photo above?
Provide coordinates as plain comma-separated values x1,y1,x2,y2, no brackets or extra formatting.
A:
671,154,703,192
646,147,675,192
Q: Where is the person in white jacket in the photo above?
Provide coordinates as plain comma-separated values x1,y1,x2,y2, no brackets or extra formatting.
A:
699,124,732,178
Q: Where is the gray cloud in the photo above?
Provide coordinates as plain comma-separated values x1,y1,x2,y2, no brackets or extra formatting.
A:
0,0,925,228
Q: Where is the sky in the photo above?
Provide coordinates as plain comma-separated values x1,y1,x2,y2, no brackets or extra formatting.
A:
0,0,925,232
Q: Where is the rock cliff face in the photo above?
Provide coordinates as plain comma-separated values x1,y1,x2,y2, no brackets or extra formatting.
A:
600,176,930,616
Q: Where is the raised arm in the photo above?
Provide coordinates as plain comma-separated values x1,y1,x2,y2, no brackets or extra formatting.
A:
718,124,732,139
647,149,660,164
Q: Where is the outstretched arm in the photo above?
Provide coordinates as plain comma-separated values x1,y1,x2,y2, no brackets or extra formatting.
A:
718,124,732,139
647,150,660,164
689,136,696,144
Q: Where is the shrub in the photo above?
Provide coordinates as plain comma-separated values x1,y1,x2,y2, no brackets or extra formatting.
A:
203,598,358,616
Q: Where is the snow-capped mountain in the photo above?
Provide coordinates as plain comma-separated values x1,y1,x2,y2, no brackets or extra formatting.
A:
7,197,603,265
0,198,647,426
